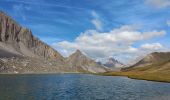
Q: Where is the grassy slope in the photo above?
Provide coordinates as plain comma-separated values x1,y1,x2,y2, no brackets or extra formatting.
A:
101,71,170,82
100,60,170,82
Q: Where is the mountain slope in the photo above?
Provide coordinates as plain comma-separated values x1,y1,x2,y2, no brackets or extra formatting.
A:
0,11,68,73
66,50,108,73
123,52,170,71
0,11,64,61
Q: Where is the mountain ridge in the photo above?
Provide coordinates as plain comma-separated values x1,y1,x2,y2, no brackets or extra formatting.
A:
122,52,170,71
66,50,108,73
104,57,124,68
0,11,64,61
0,11,107,73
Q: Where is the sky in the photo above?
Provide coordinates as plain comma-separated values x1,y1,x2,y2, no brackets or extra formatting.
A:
0,0,170,63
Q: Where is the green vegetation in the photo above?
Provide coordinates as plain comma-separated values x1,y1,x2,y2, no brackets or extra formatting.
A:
100,71,170,83
100,60,170,83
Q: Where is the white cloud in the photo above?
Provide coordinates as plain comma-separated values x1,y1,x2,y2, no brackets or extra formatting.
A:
141,43,163,50
52,25,166,63
91,11,103,31
91,19,103,31
167,20,170,26
145,0,170,8
91,11,99,18
126,47,139,53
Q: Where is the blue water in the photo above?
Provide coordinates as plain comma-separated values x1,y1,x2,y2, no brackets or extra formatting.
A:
0,74,170,100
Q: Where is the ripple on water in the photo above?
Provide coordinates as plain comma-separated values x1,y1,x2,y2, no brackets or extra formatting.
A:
0,74,170,100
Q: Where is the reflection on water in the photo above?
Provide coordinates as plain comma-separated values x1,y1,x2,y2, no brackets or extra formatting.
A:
0,74,170,100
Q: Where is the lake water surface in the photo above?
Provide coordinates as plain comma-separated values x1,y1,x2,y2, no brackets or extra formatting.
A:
0,74,170,100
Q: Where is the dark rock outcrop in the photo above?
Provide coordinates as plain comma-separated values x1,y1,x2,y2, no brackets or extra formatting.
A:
104,58,124,68
103,57,124,71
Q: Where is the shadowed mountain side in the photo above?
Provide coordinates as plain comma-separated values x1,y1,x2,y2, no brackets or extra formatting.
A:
0,49,21,58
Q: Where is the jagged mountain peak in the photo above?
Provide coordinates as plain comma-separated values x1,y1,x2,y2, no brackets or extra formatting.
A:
76,49,81,53
104,57,124,68
74,49,83,55
108,57,118,63
69,49,87,59
67,50,107,73
68,50,91,62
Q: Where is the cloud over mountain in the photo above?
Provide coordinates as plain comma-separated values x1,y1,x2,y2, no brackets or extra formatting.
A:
141,43,164,50
3,0,169,63
53,25,166,63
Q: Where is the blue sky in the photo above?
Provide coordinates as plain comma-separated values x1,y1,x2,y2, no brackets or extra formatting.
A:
0,0,170,63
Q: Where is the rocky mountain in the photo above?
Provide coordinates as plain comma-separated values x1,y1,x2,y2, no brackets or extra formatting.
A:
66,50,108,73
0,11,64,61
0,11,107,73
101,58,124,71
104,58,124,68
122,52,170,71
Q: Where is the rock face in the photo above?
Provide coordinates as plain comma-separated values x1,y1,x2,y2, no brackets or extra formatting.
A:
122,52,170,71
66,50,108,73
0,11,64,61
104,58,124,68
103,58,124,71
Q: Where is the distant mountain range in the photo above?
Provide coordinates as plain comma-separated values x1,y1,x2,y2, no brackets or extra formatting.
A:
102,52,170,82
0,11,107,73
97,57,124,71
1,11,170,77
104,58,124,68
